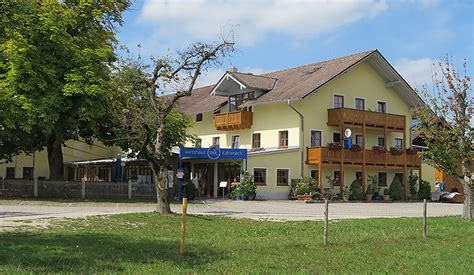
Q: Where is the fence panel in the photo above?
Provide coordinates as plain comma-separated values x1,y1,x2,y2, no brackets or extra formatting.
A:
0,179,34,197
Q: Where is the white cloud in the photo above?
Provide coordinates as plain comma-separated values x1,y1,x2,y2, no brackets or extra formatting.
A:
139,0,388,46
395,58,441,89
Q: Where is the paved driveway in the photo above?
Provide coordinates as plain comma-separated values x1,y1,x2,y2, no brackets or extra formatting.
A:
0,199,462,227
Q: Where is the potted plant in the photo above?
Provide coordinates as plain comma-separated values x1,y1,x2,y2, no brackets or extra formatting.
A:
312,191,321,200
228,172,257,200
372,145,386,154
408,174,418,200
365,188,373,202
406,147,418,155
342,186,352,202
327,142,343,151
366,175,379,201
389,146,403,155
295,181,311,201
350,144,363,152
383,189,390,201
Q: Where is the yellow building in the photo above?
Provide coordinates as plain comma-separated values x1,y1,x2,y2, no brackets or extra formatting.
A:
0,140,123,180
174,50,430,199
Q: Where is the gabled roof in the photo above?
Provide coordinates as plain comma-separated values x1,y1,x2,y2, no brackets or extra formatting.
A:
173,85,227,114
172,50,424,115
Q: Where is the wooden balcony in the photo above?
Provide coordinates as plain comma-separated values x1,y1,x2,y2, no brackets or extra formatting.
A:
306,147,421,167
327,108,405,130
214,110,253,131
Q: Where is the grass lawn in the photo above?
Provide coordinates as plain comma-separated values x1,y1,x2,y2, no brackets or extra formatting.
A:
1,214,472,273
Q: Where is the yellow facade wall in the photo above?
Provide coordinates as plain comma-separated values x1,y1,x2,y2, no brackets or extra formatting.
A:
0,140,122,179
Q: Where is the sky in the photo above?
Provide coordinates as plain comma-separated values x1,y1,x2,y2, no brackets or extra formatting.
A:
116,0,474,90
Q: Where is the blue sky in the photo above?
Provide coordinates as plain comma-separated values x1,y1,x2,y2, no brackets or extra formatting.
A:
117,0,474,89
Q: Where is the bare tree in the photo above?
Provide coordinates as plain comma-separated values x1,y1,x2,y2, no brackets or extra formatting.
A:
417,56,473,220
108,40,234,214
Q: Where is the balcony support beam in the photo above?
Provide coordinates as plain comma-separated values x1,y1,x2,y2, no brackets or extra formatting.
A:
362,115,366,194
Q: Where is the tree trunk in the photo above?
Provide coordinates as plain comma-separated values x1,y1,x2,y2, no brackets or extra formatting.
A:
47,137,64,181
461,177,472,220
151,163,172,214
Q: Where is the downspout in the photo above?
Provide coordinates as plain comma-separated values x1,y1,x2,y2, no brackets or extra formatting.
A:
288,100,304,179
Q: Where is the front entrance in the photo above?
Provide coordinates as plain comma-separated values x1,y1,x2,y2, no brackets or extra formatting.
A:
194,163,215,198
218,162,242,197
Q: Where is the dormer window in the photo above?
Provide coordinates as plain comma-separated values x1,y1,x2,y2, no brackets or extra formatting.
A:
196,113,203,122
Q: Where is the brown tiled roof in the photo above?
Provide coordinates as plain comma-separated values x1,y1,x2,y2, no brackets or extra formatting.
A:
173,50,376,114
243,50,375,106
172,85,227,114
229,72,277,90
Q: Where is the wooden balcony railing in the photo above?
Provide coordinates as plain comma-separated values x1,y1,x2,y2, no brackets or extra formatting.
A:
214,110,253,131
327,108,405,130
306,147,421,167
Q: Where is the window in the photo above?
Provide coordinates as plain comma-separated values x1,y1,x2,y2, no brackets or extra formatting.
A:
334,95,344,108
231,135,240,149
333,171,341,186
276,169,289,186
212,137,220,147
356,171,363,183
394,138,403,149
6,167,15,179
195,138,202,148
378,172,387,186
378,137,385,147
355,98,365,110
23,167,33,179
333,132,341,143
253,168,266,185
355,135,364,146
279,130,289,147
377,101,386,113
310,130,322,147
196,113,203,122
311,170,319,182
252,133,261,149
395,173,404,184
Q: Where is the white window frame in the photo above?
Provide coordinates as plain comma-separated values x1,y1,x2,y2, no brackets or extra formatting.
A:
377,135,385,147
195,113,203,122
253,167,267,186
231,135,240,149
278,130,289,147
376,100,387,113
309,129,324,147
394,138,403,149
212,136,220,147
332,169,342,189
276,168,291,186
251,132,262,149
332,131,341,143
333,93,345,108
310,169,319,182
355,134,364,147
354,97,366,110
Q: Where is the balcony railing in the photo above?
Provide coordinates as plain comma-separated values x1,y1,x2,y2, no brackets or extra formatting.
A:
214,110,253,131
306,147,421,167
327,108,405,130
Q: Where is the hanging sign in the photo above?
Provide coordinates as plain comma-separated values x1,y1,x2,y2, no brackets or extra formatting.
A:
180,146,247,160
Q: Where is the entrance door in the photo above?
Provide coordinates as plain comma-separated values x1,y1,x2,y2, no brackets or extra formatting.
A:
218,162,242,197
194,163,215,198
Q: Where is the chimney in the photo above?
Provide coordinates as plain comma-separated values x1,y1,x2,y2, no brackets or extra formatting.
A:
227,66,237,73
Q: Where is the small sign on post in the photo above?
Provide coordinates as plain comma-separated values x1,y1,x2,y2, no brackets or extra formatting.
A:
219,181,228,199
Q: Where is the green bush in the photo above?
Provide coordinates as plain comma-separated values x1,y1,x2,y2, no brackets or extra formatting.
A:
418,180,431,200
389,176,403,200
228,172,257,200
349,179,363,200
408,174,418,196
295,182,310,195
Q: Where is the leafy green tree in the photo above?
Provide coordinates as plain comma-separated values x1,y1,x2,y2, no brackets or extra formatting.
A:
0,0,130,180
389,176,403,200
418,179,431,200
417,57,473,220
107,41,234,214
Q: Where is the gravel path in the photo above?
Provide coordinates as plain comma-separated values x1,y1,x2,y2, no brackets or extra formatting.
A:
0,199,462,230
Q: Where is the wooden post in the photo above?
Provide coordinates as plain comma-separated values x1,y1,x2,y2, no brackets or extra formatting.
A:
33,177,38,197
423,199,427,239
180,197,188,255
128,180,132,200
362,117,366,194
403,122,407,199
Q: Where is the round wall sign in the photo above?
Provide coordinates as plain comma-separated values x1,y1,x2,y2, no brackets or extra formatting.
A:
207,146,222,160
344,128,352,138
